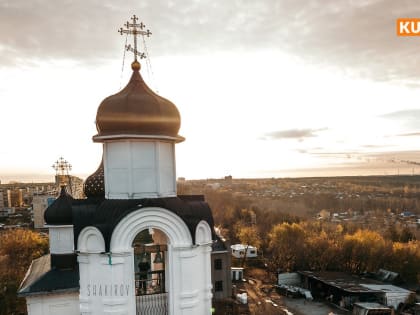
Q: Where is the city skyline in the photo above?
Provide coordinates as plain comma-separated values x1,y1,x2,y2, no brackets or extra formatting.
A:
1,1,420,183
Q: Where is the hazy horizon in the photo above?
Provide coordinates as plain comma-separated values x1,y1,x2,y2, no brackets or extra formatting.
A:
2,157,420,184
1,1,420,180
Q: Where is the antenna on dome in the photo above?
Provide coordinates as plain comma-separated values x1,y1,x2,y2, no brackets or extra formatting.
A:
118,15,152,62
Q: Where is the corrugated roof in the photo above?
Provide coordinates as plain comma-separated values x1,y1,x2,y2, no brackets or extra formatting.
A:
361,284,412,294
354,302,391,310
298,271,384,293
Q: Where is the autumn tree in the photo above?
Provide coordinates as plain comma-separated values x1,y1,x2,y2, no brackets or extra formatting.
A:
0,229,49,315
341,229,391,274
305,229,340,271
236,225,262,267
387,241,420,283
268,222,306,272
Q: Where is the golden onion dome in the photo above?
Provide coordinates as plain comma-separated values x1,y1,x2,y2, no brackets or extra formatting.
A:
94,61,183,141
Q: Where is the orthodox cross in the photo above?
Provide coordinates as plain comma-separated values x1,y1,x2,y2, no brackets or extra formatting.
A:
52,157,72,187
118,15,152,61
52,157,72,177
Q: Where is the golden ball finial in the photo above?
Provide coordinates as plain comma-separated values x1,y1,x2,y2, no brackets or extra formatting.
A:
131,60,141,71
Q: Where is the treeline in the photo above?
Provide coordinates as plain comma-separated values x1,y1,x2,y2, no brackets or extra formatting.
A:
179,178,420,220
203,189,420,284
267,221,420,283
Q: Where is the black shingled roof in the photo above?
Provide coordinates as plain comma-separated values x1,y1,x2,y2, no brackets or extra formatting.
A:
18,255,79,297
44,186,73,225
72,196,216,252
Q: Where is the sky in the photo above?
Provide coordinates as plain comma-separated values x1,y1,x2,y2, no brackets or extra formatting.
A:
1,0,420,182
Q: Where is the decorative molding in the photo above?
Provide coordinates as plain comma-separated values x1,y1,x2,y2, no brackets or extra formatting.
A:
77,255,90,264
178,250,197,258
77,226,105,253
180,290,199,299
195,220,212,245
180,299,199,309
110,207,192,252
93,133,184,143
100,256,125,265
103,298,127,306
103,309,127,315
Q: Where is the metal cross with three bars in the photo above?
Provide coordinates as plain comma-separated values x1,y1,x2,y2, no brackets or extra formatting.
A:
52,157,72,177
118,15,152,60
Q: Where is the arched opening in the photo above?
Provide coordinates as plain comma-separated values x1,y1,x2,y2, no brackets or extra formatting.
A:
133,228,169,315
109,207,195,315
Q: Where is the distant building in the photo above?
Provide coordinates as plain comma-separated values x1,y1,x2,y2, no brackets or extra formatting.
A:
317,209,331,220
231,244,258,258
0,189,4,210
7,188,23,207
207,182,221,190
400,211,415,218
68,176,84,199
298,271,414,310
0,207,14,217
32,195,55,229
231,267,244,282
211,237,232,300
54,174,84,199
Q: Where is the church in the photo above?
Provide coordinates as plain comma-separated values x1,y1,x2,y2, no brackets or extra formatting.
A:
19,16,231,315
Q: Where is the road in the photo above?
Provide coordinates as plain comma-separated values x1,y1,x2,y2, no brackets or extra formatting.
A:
241,273,348,315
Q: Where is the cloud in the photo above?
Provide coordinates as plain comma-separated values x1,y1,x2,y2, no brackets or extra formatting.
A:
1,0,420,86
381,109,420,119
361,144,396,149
365,150,420,161
397,132,420,137
380,109,420,129
362,144,384,148
263,128,326,140
309,151,359,157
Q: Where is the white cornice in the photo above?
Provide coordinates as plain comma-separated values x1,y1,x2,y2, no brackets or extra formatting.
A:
92,134,185,143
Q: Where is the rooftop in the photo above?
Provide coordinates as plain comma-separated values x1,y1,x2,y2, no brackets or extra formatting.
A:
18,254,79,297
298,271,385,293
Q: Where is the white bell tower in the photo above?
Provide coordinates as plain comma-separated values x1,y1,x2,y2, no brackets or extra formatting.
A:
92,16,184,199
